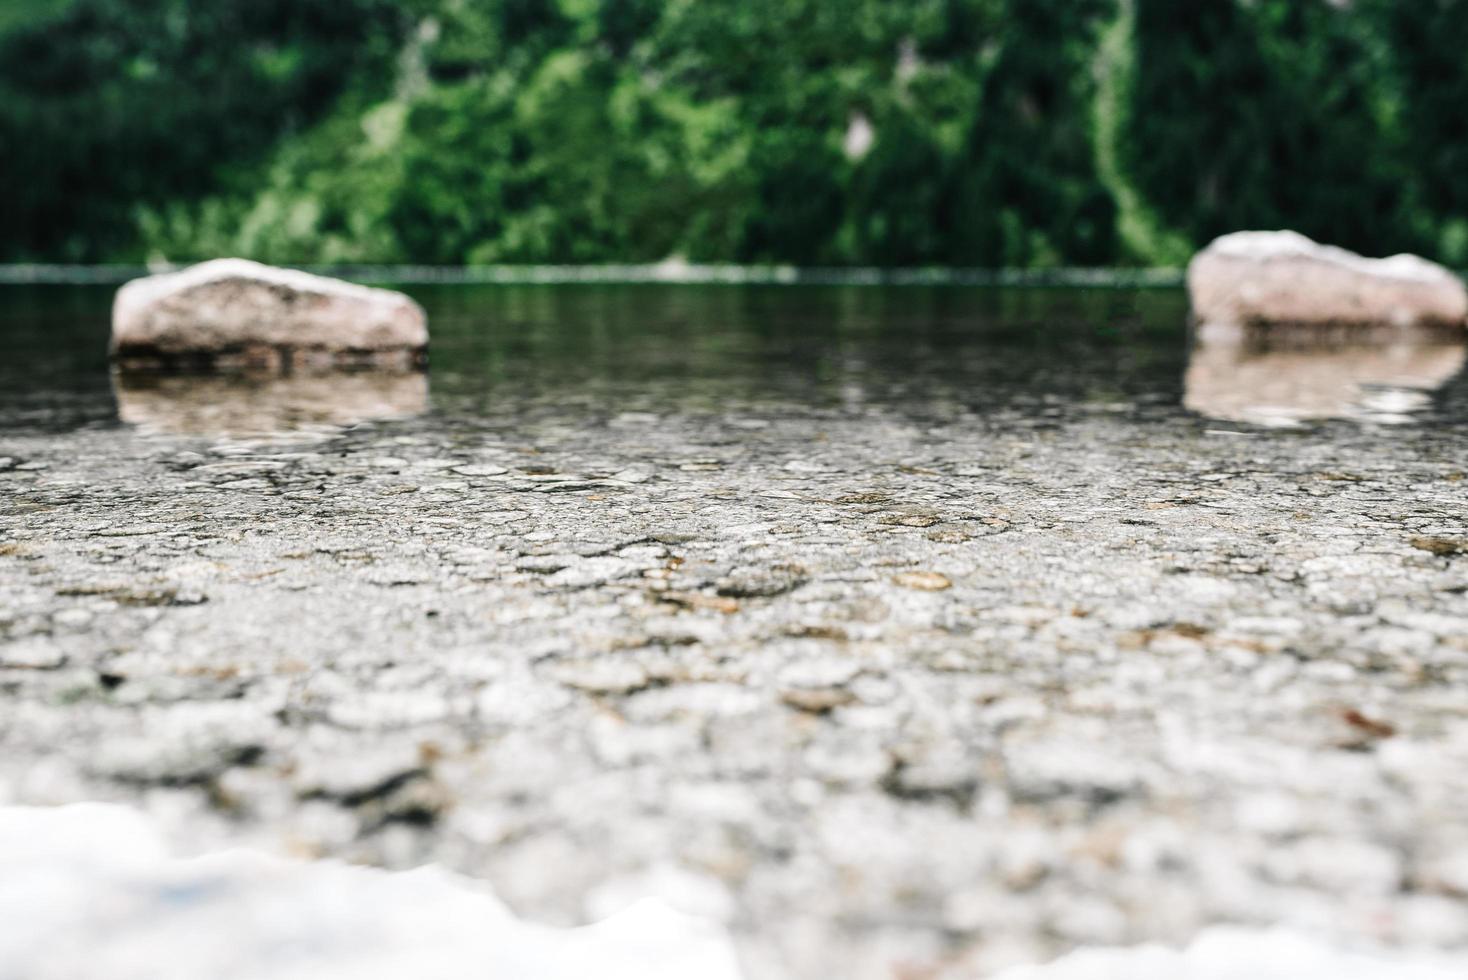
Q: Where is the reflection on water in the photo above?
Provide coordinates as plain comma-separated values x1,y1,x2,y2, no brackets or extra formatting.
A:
0,284,1194,433
4,283,1467,435
112,371,428,437
418,285,1189,417
1183,339,1467,427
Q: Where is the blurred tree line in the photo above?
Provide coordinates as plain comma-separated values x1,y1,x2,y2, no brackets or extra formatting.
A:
2,0,1466,267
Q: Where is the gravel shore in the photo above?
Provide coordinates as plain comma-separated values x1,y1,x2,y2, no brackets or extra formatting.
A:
3,286,1466,977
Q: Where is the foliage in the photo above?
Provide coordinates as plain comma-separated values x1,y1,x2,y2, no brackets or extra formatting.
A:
2,0,1467,266
1123,0,1418,261
0,0,413,261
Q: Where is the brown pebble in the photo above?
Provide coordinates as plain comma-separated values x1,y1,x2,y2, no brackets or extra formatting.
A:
892,571,952,591
1342,708,1396,740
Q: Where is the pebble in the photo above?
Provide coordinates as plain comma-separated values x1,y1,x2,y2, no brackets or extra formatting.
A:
0,638,66,669
891,570,952,591
548,658,650,695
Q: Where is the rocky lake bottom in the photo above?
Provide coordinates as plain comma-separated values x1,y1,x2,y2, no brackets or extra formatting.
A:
2,285,1466,978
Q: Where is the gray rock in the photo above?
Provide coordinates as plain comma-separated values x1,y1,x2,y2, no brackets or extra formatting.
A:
1188,231,1468,339
111,259,427,369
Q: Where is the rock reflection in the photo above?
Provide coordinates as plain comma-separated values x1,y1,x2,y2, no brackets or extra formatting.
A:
113,371,428,436
1184,338,1466,427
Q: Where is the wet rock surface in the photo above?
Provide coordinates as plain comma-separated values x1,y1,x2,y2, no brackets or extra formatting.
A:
3,285,1468,979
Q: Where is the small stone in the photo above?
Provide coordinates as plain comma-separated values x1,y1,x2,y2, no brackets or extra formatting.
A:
545,557,639,588
1419,851,1468,898
881,513,941,528
326,691,454,729
292,745,426,802
886,745,979,800
658,591,741,614
781,687,857,713
892,570,952,591
1410,536,1468,557
835,491,891,505
89,727,264,785
0,637,66,669
548,658,650,695
715,567,807,598
621,682,763,722
1340,707,1396,742
51,608,94,629
777,658,862,689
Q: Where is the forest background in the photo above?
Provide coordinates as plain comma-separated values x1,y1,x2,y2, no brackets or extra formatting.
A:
4,0,1465,269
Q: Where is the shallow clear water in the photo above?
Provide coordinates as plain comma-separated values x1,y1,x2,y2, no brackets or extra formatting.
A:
5,283,1467,432
0,284,1197,429
3,285,1468,979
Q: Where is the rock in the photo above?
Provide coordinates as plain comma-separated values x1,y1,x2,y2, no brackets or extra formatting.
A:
111,259,428,369
1188,231,1468,339
0,637,67,670
780,687,857,714
1410,536,1468,558
892,570,952,591
714,566,808,598
548,658,651,695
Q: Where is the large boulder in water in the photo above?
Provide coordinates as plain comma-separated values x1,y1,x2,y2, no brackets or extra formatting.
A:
1188,231,1468,340
111,259,428,370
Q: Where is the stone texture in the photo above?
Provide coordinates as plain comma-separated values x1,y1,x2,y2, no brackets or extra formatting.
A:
1188,231,1468,339
111,259,428,369
6,388,1468,979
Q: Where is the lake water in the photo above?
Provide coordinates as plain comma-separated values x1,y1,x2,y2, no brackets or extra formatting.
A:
2,284,1467,979
6,283,1468,430
2,284,1194,427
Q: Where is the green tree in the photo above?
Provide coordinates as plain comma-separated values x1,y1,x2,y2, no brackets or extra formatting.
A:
944,0,1119,266
0,0,412,261
1122,0,1418,258
7,0,1468,267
